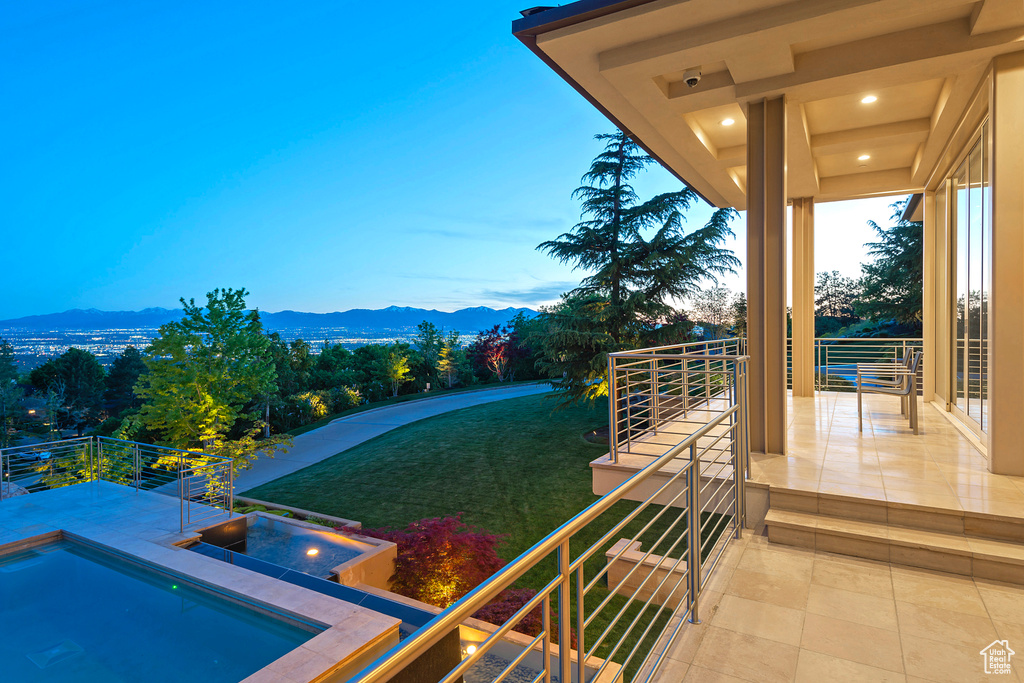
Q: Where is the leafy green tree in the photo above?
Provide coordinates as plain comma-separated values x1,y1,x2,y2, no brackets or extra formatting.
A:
0,338,16,385
437,331,465,389
536,130,738,403
312,343,355,390
104,346,146,415
30,348,106,430
814,271,859,318
414,321,443,388
377,344,411,398
730,292,747,337
133,288,288,470
0,338,21,447
856,198,923,327
689,286,733,339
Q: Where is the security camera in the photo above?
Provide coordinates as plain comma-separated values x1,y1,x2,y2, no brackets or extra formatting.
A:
682,68,702,88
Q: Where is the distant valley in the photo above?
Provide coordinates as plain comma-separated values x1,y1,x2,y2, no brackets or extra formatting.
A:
0,305,537,370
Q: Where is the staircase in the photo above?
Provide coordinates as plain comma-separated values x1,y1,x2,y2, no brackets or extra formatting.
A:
763,486,1024,584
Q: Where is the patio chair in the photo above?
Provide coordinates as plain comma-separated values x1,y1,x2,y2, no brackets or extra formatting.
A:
856,350,922,434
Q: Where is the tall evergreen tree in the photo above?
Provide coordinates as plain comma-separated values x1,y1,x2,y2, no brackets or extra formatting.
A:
856,198,923,326
536,131,738,403
104,346,146,415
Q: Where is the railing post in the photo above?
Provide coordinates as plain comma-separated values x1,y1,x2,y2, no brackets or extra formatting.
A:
651,357,660,434
97,438,103,482
0,449,6,501
134,443,140,492
179,464,185,533
575,566,585,683
557,540,572,683
542,593,552,683
687,442,701,624
731,364,744,538
608,354,619,464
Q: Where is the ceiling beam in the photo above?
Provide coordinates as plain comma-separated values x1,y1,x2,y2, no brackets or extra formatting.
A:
818,167,919,200
733,18,1024,102
788,102,820,197
598,0,895,73
971,0,1024,35
911,66,987,184
810,118,931,156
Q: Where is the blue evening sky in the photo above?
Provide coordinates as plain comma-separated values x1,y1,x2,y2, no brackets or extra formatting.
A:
1,1,894,319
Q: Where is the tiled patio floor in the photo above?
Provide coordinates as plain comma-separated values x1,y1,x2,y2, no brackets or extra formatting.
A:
750,392,1024,518
654,533,1024,682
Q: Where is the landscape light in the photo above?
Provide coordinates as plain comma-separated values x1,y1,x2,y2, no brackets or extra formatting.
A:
861,95,877,104
306,548,319,556
721,118,735,126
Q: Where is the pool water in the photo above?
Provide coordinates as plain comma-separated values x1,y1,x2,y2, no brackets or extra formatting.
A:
0,541,317,682
242,516,364,577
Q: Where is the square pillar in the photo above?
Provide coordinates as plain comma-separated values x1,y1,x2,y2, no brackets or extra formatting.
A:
746,96,788,456
791,198,815,397
988,52,1024,475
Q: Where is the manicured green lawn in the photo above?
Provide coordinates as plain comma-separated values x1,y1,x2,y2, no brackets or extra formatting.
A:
247,393,610,556
245,392,730,674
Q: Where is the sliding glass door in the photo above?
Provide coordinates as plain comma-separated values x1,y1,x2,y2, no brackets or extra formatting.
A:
950,123,990,434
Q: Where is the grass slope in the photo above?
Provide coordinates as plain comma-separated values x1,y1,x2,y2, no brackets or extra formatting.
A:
247,393,609,559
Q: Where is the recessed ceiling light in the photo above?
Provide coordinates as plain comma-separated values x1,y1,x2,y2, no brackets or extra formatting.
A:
858,154,871,161
861,95,877,104
721,118,735,126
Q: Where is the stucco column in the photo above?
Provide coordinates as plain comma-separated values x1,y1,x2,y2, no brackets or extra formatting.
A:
988,52,1024,475
921,189,937,403
791,197,815,397
746,96,788,456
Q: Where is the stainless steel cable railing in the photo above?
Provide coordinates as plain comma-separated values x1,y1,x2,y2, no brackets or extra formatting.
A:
0,436,233,532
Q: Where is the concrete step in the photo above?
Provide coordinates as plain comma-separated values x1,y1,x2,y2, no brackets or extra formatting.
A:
765,508,1024,584
768,485,1024,543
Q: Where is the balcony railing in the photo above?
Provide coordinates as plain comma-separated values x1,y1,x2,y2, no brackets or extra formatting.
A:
0,436,233,532
800,337,924,392
350,349,749,683
609,339,747,466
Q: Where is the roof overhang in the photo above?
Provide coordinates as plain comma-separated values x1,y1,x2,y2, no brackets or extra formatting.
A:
514,0,1024,209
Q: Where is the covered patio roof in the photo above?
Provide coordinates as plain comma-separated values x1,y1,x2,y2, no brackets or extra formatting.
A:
514,0,1024,207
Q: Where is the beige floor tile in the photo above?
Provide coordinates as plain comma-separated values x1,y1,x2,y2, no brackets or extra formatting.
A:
681,665,750,682
811,554,894,597
651,656,689,681
890,566,989,617
709,594,805,646
723,567,810,609
895,600,999,647
977,584,1024,626
799,612,905,673
806,583,899,630
735,544,815,582
794,649,907,683
689,626,800,683
901,633,995,683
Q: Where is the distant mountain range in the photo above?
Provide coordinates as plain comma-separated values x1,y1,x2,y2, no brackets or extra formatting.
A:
0,306,537,333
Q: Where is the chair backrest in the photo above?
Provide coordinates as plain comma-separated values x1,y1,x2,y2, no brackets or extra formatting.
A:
900,350,923,395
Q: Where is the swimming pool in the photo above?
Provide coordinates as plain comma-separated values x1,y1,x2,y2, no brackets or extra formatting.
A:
0,540,319,682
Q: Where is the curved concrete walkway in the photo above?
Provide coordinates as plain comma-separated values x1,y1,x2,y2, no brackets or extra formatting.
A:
235,383,552,492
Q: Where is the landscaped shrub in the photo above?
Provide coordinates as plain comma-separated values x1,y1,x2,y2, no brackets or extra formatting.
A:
345,513,506,608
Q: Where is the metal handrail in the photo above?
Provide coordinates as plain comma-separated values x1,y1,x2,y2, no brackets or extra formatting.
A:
351,353,749,683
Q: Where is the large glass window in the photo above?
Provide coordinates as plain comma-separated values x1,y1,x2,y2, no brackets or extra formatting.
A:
950,123,990,433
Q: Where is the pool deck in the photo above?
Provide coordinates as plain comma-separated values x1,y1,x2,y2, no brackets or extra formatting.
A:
0,481,402,683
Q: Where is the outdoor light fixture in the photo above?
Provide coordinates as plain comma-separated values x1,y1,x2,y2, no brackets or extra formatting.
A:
461,645,477,658
721,118,735,126
306,548,319,556
861,95,878,103
858,154,871,161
